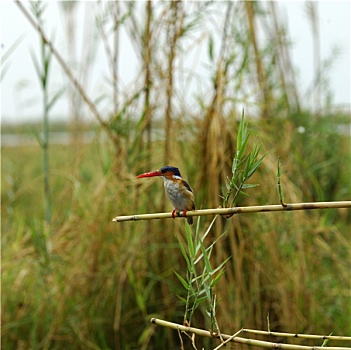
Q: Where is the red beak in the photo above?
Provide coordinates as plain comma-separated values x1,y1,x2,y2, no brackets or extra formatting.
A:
136,170,162,178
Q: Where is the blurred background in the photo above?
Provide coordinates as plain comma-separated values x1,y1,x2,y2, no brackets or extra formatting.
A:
1,1,350,349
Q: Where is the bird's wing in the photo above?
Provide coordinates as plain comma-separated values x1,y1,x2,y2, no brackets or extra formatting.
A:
182,180,195,210
182,180,193,193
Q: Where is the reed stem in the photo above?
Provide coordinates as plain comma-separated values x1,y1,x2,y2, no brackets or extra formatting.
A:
150,318,351,350
112,201,351,222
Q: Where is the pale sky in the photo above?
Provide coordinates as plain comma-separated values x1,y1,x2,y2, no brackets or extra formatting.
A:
1,1,350,124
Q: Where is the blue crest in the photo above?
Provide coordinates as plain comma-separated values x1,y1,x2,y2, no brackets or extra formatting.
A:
160,166,182,177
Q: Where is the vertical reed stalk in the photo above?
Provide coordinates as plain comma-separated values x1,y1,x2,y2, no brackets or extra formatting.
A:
30,2,52,229
244,1,272,119
29,2,65,230
161,0,183,213
144,0,152,168
164,1,181,166
306,2,321,115
270,2,300,112
112,2,120,113
42,72,51,228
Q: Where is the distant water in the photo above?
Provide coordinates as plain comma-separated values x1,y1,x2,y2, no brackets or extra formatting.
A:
1,131,96,147
2,124,349,148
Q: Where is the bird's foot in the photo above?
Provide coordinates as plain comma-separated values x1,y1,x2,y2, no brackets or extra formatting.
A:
172,209,193,225
172,209,186,219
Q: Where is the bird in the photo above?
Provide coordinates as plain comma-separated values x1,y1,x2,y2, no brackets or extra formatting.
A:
136,165,195,225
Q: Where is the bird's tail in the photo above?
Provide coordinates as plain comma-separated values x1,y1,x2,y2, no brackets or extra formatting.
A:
187,216,193,225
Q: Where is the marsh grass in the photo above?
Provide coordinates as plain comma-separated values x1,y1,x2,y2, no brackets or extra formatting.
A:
2,1,351,349
2,117,350,349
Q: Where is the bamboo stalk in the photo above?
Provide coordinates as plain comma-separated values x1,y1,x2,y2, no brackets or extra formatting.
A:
112,201,351,222
150,318,351,350
242,328,351,341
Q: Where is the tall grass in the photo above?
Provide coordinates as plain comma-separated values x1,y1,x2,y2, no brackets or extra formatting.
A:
2,2,350,349
30,2,52,228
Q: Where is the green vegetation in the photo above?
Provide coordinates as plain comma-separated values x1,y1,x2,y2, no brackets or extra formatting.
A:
176,216,229,338
223,111,266,208
2,1,350,349
2,113,350,349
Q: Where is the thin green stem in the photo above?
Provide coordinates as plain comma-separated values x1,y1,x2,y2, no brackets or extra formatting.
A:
42,65,51,227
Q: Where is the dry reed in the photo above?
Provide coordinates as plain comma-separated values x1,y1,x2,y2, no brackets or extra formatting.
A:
112,201,351,223
150,318,351,350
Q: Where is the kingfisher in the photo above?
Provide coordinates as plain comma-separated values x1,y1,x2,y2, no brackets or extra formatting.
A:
136,166,195,225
